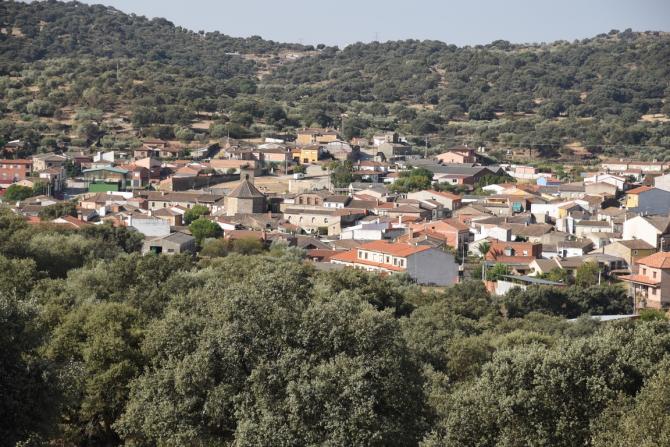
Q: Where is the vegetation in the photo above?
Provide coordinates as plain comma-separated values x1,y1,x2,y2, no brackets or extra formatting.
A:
0,2,668,162
0,206,667,445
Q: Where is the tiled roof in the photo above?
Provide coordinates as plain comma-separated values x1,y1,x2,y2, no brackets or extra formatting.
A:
227,179,265,199
636,251,670,269
357,240,431,257
626,186,654,194
619,274,661,286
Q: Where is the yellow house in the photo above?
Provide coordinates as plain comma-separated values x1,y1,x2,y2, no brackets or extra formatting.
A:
296,128,339,146
299,145,321,164
625,185,651,209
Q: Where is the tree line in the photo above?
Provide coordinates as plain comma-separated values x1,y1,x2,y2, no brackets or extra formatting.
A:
1,207,669,446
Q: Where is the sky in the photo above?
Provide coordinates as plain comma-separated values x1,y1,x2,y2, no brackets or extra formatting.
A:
78,0,670,47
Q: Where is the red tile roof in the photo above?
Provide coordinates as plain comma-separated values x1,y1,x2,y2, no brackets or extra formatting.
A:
357,240,431,257
636,251,670,269
619,274,661,286
626,186,654,195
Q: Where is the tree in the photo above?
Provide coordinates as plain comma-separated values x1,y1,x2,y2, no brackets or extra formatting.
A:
38,202,77,221
593,364,670,447
188,218,222,245
45,302,144,445
183,204,209,225
3,184,35,201
487,263,509,281
0,294,58,446
231,237,264,255
575,261,601,287
116,257,428,445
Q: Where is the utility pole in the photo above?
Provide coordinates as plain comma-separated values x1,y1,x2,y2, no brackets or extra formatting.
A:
424,136,428,158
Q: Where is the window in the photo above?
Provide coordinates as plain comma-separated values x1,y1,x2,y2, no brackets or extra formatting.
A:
399,259,405,267
364,252,368,260
653,271,657,279
643,268,647,275
324,218,328,223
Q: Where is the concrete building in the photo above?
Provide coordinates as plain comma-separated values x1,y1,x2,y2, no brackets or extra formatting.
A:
224,177,267,216
330,240,459,286
142,232,196,255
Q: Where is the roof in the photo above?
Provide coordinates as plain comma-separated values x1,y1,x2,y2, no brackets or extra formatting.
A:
636,251,670,269
0,159,33,164
357,240,431,257
227,178,266,199
330,249,406,272
617,239,656,250
83,166,129,174
619,274,661,286
500,275,565,286
162,232,195,244
626,185,654,195
645,216,670,233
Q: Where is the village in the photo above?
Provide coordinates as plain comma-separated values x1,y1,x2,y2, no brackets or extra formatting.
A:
2,127,669,313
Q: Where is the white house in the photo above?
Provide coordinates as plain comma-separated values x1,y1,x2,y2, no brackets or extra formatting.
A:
584,173,626,191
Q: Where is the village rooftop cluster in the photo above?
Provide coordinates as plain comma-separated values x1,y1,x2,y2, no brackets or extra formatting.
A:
3,128,670,312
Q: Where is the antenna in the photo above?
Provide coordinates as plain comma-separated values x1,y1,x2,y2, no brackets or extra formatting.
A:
374,31,379,42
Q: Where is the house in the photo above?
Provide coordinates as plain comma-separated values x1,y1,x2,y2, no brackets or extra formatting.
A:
325,141,358,161
625,186,670,215
299,145,321,163
293,191,331,207
323,195,351,209
584,173,626,191
436,147,476,164
620,251,670,310
485,240,542,271
0,159,33,184
340,219,395,241
83,166,130,191
296,128,339,146
283,208,364,236
152,207,184,226
622,215,670,251
376,142,413,161
494,275,566,295
372,132,399,147
128,215,171,237
654,173,670,192
143,191,225,213
32,153,67,172
407,218,470,252
407,190,462,212
601,239,657,270
330,240,459,286
142,232,196,255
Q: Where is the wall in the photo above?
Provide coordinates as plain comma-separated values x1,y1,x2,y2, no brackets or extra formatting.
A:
406,249,458,286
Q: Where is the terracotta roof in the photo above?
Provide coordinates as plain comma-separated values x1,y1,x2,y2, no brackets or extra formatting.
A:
426,189,461,200
636,251,670,269
619,274,661,286
357,240,431,257
0,159,32,164
626,186,654,195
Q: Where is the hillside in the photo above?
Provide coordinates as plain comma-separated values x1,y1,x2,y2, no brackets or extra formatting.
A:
1,1,669,162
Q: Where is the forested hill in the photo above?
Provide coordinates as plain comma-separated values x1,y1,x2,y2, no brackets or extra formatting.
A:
0,0,311,78
1,0,670,161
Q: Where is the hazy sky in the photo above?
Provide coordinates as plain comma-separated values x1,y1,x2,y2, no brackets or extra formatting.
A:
78,0,670,47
